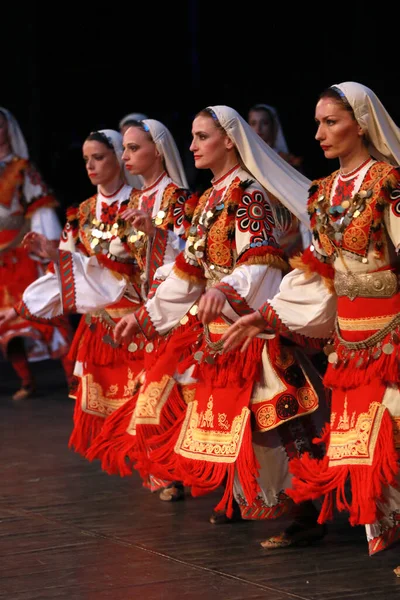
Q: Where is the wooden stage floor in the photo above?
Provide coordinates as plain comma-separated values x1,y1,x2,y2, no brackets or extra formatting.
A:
1,359,399,600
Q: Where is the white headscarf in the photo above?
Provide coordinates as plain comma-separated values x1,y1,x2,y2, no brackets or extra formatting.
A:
97,128,142,189
250,103,289,154
333,82,400,166
209,106,310,226
0,107,29,159
119,112,149,130
143,119,188,189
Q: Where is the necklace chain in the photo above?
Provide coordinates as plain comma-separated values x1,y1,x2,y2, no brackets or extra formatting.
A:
339,157,371,179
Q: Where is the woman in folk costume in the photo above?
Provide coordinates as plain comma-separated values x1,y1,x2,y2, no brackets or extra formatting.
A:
89,106,328,530
0,107,72,401
12,122,195,458
223,82,400,558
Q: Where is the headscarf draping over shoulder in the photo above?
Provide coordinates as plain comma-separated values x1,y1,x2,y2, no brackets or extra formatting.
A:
209,106,310,226
143,119,188,189
0,107,29,159
333,82,400,166
119,112,149,130
251,103,289,154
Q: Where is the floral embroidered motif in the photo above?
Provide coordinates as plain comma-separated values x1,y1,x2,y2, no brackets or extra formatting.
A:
276,394,299,419
140,191,157,215
100,200,119,224
332,176,357,207
173,193,187,228
390,186,400,217
237,190,275,239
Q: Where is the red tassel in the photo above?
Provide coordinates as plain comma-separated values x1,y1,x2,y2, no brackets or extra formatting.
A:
85,395,138,476
288,411,399,526
324,347,400,390
68,396,105,457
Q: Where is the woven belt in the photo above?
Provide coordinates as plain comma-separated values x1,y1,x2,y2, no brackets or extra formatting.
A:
334,270,399,300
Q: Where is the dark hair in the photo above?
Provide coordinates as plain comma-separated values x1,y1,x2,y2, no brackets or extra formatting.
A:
318,87,355,119
122,120,153,141
85,131,115,150
195,108,225,133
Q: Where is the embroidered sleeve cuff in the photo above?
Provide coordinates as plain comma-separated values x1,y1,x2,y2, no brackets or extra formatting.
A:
58,249,77,313
213,282,253,317
149,228,169,285
15,299,65,327
259,301,325,350
135,305,158,340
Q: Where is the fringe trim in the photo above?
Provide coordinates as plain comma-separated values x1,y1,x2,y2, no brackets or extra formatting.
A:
96,253,137,276
68,396,106,457
287,413,399,526
25,196,59,217
68,317,144,366
290,248,335,293
193,337,265,387
237,245,289,272
85,394,138,476
173,252,206,284
324,339,400,390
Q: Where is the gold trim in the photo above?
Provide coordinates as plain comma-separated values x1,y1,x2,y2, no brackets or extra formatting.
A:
175,399,250,463
328,402,384,466
207,321,230,334
338,314,397,331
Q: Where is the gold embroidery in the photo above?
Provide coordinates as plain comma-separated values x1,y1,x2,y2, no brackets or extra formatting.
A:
328,402,385,465
207,321,230,334
275,346,295,370
297,387,318,410
343,226,368,252
123,368,137,397
106,384,119,397
218,413,230,430
256,404,277,429
81,373,132,417
336,396,356,431
181,386,196,404
128,374,176,433
199,396,214,428
338,314,397,331
175,400,250,463
392,416,400,450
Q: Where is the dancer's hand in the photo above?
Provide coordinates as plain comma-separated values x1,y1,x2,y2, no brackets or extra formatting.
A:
121,208,155,237
23,232,58,262
0,307,17,330
197,289,226,325
114,313,139,344
221,311,267,352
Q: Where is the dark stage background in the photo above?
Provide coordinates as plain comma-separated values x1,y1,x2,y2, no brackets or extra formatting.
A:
3,4,400,223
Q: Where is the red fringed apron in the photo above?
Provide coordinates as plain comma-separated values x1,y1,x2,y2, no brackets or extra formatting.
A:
288,292,400,526
85,314,202,484
68,298,145,456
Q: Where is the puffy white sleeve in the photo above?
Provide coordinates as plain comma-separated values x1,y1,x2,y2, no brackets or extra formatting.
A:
30,207,62,240
268,268,337,339
20,250,128,320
